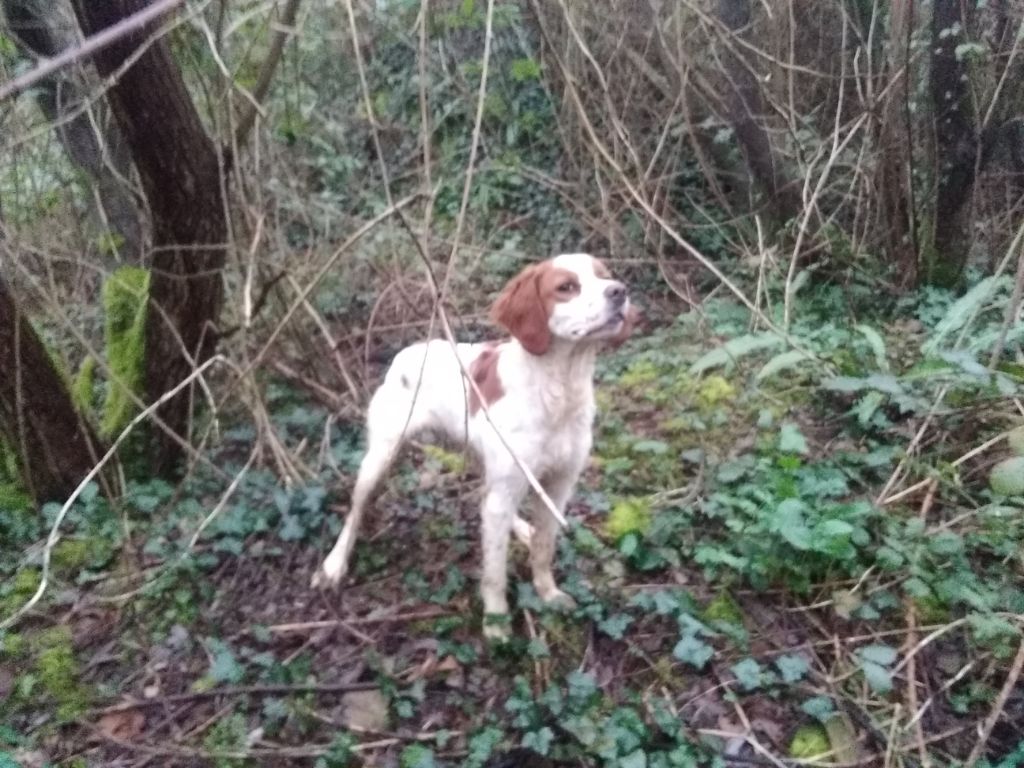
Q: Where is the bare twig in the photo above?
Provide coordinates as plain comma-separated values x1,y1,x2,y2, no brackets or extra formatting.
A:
234,0,303,146
90,680,380,716
964,638,1024,768
0,0,186,102
0,355,229,631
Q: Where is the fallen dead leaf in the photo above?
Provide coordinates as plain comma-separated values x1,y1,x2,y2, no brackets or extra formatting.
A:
340,689,389,732
97,710,146,742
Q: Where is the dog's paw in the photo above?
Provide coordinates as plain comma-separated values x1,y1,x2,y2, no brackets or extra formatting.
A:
539,588,577,612
310,558,347,590
482,613,512,642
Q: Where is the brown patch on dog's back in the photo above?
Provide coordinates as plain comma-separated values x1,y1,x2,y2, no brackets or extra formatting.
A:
468,343,505,414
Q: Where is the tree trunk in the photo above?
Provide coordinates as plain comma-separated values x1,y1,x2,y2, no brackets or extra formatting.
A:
875,0,917,284
927,0,979,286
71,0,228,473
716,0,800,227
0,276,102,502
2,0,142,265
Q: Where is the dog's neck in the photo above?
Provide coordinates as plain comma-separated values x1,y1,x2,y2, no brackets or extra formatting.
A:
506,337,598,417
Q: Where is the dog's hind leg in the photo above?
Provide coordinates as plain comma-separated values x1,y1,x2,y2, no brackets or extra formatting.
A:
511,516,534,548
312,384,421,589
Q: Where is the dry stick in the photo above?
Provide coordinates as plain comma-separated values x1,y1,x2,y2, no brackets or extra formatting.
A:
964,638,1024,768
285,273,362,402
904,486,933,768
438,0,495,298
94,733,400,760
239,194,421,388
0,0,185,102
988,232,1024,368
532,0,785,343
0,355,228,631
1,0,209,160
266,608,453,633
880,215,1024,504
905,661,976,732
982,14,1024,130
88,438,260,605
882,429,1012,506
90,680,380,716
188,441,260,549
234,0,303,146
343,0,394,206
783,24,869,328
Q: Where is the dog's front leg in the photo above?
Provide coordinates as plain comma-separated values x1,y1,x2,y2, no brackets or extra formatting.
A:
529,474,577,610
479,484,523,640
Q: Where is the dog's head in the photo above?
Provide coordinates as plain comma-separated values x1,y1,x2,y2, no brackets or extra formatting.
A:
490,253,638,356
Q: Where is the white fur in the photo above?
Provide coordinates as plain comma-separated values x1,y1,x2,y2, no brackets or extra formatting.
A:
311,253,629,639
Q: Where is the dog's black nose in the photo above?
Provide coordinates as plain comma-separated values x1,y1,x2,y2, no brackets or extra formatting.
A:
604,281,627,306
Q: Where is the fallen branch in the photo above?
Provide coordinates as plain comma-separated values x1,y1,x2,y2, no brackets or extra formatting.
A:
964,637,1024,768
88,680,381,716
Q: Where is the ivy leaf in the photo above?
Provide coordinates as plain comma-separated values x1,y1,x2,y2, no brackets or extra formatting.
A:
730,658,764,690
771,499,812,550
273,488,292,516
690,333,783,374
860,660,893,693
207,639,244,684
598,613,634,640
566,671,598,703
620,750,648,768
858,644,898,666
855,324,888,371
465,727,503,768
775,654,810,683
673,633,714,669
279,513,305,542
757,349,813,381
399,744,437,768
801,696,836,722
779,423,808,454
522,727,554,755
632,439,670,454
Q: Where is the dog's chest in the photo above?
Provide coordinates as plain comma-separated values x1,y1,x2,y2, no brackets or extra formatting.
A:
522,393,594,472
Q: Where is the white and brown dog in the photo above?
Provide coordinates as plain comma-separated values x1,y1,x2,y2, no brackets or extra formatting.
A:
312,253,636,638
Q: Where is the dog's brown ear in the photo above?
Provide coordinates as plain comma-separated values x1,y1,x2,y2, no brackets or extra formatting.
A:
490,265,551,355
608,304,640,348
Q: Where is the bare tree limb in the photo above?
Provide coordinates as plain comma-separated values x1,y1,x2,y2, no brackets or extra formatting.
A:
0,0,184,102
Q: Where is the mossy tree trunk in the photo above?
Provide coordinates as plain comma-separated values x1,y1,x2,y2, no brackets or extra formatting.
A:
0,277,102,502
71,0,228,474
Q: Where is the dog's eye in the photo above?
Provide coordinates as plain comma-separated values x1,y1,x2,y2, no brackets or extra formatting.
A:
557,281,576,293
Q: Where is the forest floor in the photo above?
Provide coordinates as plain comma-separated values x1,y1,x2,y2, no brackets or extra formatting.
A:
2,281,1024,768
